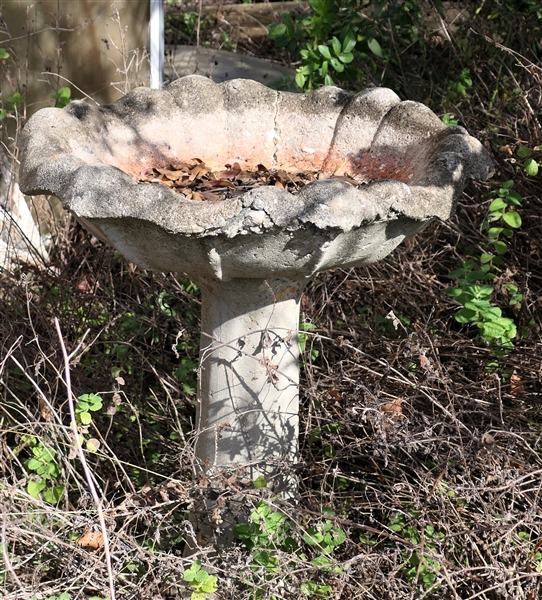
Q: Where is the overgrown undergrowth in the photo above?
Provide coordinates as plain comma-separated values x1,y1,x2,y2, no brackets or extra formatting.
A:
1,1,542,598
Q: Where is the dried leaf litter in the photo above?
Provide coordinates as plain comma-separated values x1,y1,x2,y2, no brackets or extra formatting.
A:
137,159,358,201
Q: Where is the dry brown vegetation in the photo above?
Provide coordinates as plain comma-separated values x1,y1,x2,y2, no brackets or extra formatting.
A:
1,1,542,599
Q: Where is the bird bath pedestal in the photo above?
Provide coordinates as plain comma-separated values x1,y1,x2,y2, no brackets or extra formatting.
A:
19,75,493,547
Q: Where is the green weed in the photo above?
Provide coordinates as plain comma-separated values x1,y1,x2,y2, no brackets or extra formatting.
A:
20,435,64,504
183,560,218,599
388,511,443,589
51,86,71,108
446,180,526,348
299,321,320,362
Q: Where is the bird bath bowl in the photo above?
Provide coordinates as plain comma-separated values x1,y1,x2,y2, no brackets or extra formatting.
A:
19,75,493,547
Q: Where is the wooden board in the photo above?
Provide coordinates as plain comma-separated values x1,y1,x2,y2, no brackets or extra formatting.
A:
167,2,310,39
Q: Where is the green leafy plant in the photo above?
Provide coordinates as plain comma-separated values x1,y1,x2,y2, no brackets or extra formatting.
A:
388,511,443,589
1,91,22,119
51,86,71,108
303,507,346,574
183,560,218,599
296,32,356,90
267,0,422,91
446,180,524,348
74,393,103,453
234,501,296,571
76,392,103,427
299,321,320,362
517,145,542,177
446,68,473,104
235,502,346,596
441,113,459,126
22,436,64,504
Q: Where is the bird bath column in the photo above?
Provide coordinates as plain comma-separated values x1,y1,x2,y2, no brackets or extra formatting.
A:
195,276,302,490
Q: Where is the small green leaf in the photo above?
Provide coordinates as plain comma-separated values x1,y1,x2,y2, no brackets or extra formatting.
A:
492,240,508,254
27,458,43,470
331,36,342,56
502,211,522,228
455,308,477,323
7,92,22,109
268,23,287,38
318,44,332,60
253,475,267,488
0,48,9,59
200,576,218,593
517,146,531,158
480,253,494,264
51,86,71,108
342,31,356,53
367,37,383,58
487,226,503,238
79,411,92,425
320,60,329,77
524,158,539,176
338,52,354,64
330,57,344,72
506,191,522,205
27,481,44,499
445,287,463,298
488,198,507,212
86,438,100,452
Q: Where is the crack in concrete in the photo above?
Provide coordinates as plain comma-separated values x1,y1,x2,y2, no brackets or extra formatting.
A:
272,91,281,169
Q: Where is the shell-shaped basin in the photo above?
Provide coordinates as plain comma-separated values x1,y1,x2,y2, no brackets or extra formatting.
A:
19,76,493,281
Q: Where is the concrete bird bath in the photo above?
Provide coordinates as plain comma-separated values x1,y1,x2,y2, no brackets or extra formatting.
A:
19,75,493,547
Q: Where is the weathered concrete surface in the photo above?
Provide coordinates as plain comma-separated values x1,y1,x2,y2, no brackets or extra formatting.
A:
19,75,493,282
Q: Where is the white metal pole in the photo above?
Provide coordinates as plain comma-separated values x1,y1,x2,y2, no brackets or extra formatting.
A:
149,0,164,89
